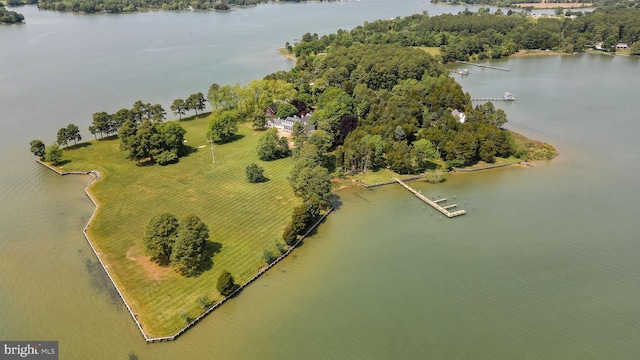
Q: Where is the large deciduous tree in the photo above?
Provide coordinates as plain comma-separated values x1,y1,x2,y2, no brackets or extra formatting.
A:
256,128,290,161
171,99,187,120
311,87,355,145
245,162,267,183
91,112,112,139
29,140,46,159
171,213,209,277
44,144,63,165
66,123,81,146
186,92,206,116
291,165,332,214
216,270,238,297
207,110,238,143
275,102,299,118
143,213,179,266
56,127,69,148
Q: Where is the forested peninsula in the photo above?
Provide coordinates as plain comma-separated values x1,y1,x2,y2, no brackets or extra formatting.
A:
31,9,563,339
434,0,639,10
290,8,640,61
35,0,338,14
0,3,25,23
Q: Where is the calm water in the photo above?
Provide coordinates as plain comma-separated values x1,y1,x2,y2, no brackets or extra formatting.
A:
1,3,640,359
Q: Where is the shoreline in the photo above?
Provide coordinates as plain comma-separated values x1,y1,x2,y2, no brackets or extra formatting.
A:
277,48,297,61
35,157,333,342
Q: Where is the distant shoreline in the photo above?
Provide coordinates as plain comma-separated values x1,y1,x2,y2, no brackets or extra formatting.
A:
515,2,593,9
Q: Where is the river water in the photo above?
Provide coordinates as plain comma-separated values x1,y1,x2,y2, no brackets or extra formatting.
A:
1,3,639,359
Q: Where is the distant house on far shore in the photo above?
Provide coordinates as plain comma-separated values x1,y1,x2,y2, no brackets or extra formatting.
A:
616,43,629,50
266,114,315,135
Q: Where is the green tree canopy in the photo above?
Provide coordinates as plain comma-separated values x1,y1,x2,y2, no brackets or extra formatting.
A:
143,213,179,266
66,123,82,146
256,128,290,161
44,144,63,165
291,165,332,214
217,270,238,297
275,102,299,118
171,99,187,120
207,110,238,143
245,162,267,183
171,213,210,277
29,140,46,159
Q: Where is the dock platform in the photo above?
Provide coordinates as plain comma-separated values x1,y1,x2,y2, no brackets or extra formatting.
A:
395,178,466,218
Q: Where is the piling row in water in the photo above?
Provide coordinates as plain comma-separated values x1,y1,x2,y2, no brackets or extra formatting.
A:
455,60,511,72
453,161,523,172
361,175,424,188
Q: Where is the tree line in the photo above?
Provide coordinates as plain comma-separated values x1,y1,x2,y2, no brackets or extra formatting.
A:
434,0,640,10
0,3,25,24
35,0,338,14
290,8,640,61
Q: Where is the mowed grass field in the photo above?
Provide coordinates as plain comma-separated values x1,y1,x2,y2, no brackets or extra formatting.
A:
59,115,300,337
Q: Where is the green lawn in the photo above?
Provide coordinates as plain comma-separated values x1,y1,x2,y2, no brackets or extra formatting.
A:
59,115,299,337
416,46,442,56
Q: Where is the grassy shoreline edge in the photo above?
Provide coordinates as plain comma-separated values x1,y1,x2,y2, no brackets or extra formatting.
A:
36,157,332,342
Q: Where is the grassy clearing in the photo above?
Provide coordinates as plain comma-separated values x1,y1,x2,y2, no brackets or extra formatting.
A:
510,131,557,160
59,115,299,337
417,46,441,56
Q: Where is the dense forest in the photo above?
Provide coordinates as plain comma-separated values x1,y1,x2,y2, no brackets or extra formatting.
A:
35,0,337,14
0,3,25,23
290,8,640,61
273,44,516,173
434,0,640,10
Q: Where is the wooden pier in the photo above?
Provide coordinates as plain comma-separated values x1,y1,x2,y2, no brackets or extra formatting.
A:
455,60,510,72
395,178,466,218
470,96,516,102
471,92,516,102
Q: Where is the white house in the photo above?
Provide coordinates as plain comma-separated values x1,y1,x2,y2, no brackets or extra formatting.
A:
266,114,315,135
451,109,466,124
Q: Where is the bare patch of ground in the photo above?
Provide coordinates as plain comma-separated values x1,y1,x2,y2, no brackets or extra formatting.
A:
126,246,173,281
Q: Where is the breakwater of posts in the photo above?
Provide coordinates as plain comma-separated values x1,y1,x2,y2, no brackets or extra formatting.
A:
453,161,524,172
455,60,511,72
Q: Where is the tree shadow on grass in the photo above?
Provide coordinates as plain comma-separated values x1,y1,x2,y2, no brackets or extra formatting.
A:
136,159,156,167
193,240,223,276
214,134,245,145
179,112,211,123
67,142,92,150
54,159,72,167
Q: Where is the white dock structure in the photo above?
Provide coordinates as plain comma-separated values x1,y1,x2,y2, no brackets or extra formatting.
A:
395,178,466,218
